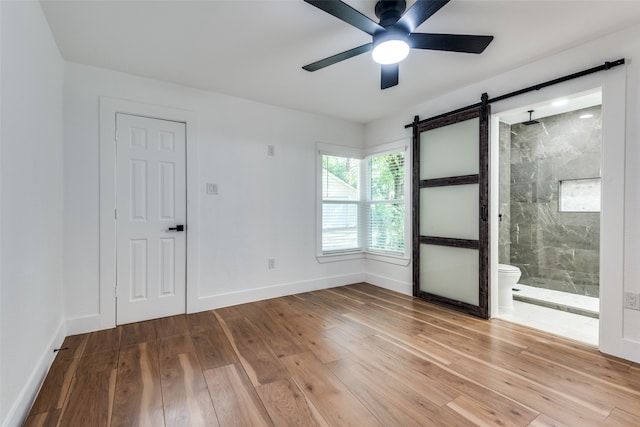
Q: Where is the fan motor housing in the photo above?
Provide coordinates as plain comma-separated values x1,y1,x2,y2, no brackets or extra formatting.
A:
375,0,407,27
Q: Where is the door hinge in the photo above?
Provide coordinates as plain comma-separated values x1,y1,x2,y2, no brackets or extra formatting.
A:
114,208,117,219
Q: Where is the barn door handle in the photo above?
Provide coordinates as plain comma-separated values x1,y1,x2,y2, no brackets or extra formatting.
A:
168,225,184,232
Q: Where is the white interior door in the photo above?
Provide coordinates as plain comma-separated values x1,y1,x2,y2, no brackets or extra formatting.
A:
116,113,186,325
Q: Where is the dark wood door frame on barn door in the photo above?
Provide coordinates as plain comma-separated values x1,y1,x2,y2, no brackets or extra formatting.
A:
412,99,490,318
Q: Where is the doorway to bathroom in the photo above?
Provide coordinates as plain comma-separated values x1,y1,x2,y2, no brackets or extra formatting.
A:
493,89,602,346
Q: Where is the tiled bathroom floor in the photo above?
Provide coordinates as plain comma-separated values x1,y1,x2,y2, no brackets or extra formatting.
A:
496,282,600,346
497,300,599,346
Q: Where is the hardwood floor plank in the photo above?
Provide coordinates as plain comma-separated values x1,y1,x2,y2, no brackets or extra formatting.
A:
57,369,117,427
604,408,640,426
22,409,61,427
269,309,354,364
446,393,538,427
325,330,460,406
281,351,383,427
187,310,218,333
348,284,529,343
111,341,165,427
55,333,89,361
153,315,190,339
361,333,542,422
120,320,157,348
160,351,219,427
328,357,470,427
84,328,121,355
28,351,82,413
158,334,196,360
502,350,640,416
256,379,329,427
215,310,289,387
203,364,273,427
279,295,340,330
449,359,609,426
234,300,308,358
315,289,368,311
301,291,388,337
528,413,571,426
188,311,239,370
76,349,119,377
289,292,378,340
524,343,640,392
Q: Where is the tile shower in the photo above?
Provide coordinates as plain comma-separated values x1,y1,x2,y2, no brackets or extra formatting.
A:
499,105,602,298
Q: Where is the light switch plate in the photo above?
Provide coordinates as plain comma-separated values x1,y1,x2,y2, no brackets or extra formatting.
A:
206,183,218,195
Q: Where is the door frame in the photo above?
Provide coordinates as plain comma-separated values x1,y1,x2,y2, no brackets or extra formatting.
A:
99,97,199,329
488,67,636,361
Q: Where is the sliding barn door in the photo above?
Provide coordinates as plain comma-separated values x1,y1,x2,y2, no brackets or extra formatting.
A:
412,106,490,318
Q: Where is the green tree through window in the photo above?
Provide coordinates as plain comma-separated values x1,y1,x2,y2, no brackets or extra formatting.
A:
368,152,404,254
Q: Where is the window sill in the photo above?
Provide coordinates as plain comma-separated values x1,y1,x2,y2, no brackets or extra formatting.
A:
316,251,410,266
365,252,411,266
316,252,364,264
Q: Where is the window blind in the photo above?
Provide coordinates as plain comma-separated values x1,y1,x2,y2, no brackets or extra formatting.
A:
321,154,361,252
367,151,405,254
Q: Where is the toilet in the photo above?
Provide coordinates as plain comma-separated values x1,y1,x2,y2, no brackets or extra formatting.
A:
498,264,521,313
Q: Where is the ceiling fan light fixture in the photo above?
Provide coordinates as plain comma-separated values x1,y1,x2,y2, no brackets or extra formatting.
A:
302,0,495,89
372,38,410,64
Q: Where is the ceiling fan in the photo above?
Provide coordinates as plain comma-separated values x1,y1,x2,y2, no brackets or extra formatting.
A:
302,0,494,89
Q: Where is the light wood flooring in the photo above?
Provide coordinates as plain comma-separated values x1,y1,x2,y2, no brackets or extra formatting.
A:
24,283,640,426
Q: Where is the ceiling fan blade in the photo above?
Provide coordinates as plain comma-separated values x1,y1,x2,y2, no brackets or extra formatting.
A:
303,43,373,72
381,64,399,90
304,0,383,36
396,0,450,32
409,33,494,53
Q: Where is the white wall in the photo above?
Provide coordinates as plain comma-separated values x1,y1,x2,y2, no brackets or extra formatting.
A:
63,62,366,332
0,1,66,426
364,24,640,362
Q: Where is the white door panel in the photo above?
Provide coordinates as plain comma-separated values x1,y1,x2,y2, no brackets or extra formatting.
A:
116,113,186,324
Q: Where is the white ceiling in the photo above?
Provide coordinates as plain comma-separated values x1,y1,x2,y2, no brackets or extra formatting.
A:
40,0,640,123
498,89,602,124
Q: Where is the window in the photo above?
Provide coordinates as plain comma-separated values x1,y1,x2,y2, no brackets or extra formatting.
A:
319,144,407,259
321,154,361,253
367,152,405,254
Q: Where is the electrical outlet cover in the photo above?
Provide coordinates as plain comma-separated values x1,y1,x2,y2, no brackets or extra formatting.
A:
624,292,639,310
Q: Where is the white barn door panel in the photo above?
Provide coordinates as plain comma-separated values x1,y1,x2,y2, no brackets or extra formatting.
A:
116,113,186,324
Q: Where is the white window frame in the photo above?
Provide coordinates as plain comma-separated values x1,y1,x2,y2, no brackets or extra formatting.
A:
316,143,364,262
316,141,410,265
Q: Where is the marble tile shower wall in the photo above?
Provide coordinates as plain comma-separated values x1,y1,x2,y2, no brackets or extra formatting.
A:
504,105,601,297
499,122,511,264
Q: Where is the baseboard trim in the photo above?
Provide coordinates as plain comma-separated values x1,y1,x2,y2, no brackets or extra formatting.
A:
364,272,412,295
619,339,640,364
188,273,366,313
65,313,105,336
2,320,66,427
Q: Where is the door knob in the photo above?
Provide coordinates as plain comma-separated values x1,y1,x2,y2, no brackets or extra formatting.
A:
168,225,184,232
